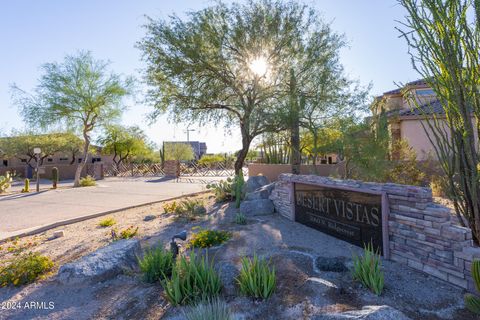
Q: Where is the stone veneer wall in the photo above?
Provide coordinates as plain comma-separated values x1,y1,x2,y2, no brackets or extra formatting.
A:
270,173,480,292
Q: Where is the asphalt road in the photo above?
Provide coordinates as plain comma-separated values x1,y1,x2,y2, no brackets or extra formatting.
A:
0,177,218,240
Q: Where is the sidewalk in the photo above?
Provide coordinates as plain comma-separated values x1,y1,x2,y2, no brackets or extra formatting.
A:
0,177,210,241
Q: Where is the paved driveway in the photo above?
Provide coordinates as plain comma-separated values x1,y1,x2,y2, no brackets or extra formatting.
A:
0,177,218,240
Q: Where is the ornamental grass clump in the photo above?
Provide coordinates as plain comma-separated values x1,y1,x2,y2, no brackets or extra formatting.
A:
465,259,480,314
0,252,54,287
237,254,276,300
183,298,234,320
138,246,174,283
352,243,384,295
112,226,139,240
98,217,116,228
234,212,247,225
188,228,231,249
161,251,221,306
79,175,96,187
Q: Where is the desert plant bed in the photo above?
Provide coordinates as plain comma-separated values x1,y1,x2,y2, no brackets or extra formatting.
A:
0,192,475,320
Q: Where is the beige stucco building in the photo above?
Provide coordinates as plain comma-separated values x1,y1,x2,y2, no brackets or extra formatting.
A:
372,79,462,160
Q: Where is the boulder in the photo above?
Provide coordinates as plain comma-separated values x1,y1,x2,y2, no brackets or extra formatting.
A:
193,205,207,215
240,199,274,216
57,239,141,284
143,215,156,221
317,305,411,320
242,175,269,196
244,182,276,201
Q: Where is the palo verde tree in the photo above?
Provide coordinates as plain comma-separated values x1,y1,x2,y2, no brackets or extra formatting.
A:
398,0,480,242
13,51,134,187
139,0,331,174
163,143,195,161
97,125,153,167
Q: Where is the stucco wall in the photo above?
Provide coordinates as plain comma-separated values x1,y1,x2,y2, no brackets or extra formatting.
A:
400,118,479,161
271,173,480,292
248,163,346,182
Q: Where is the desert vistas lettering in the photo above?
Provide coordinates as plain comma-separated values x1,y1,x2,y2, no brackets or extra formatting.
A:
295,191,380,227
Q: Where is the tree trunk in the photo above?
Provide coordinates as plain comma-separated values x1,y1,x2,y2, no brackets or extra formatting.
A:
312,129,318,175
289,69,301,174
74,131,91,187
235,126,251,175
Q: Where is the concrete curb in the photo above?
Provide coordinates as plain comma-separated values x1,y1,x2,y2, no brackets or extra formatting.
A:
0,190,210,243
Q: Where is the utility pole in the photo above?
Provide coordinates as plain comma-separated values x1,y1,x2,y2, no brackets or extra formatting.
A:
185,128,195,142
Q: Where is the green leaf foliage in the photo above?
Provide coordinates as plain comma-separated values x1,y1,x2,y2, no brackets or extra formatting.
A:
138,246,174,283
161,251,221,306
352,243,384,296
236,254,276,299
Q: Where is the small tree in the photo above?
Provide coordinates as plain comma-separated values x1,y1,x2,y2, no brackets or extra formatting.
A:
163,143,195,161
0,131,83,168
98,125,153,167
13,51,133,187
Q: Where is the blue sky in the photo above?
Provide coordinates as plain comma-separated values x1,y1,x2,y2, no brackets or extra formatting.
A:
0,0,418,153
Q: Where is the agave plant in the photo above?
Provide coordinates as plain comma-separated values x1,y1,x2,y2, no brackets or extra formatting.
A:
0,172,13,194
352,242,384,295
465,259,480,314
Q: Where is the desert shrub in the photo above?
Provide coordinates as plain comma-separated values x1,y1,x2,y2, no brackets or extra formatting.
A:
237,254,276,299
161,251,221,306
197,154,225,167
234,212,247,225
0,237,39,255
188,228,231,249
98,217,116,227
138,246,174,283
167,199,207,221
352,243,384,295
0,252,54,287
183,298,234,320
163,201,179,214
112,226,139,240
430,175,449,198
180,199,206,215
206,178,234,202
465,259,480,314
0,172,13,194
79,175,96,187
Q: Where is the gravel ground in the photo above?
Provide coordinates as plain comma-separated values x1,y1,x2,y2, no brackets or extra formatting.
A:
0,194,476,320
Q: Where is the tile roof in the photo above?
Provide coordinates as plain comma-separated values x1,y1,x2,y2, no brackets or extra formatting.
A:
398,99,445,116
382,79,429,96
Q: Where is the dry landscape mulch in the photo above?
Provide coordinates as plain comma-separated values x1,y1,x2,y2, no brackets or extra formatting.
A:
0,193,476,320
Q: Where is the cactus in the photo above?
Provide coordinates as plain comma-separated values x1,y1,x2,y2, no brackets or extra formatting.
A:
52,167,59,189
465,259,480,314
234,171,244,208
22,178,30,193
0,172,13,194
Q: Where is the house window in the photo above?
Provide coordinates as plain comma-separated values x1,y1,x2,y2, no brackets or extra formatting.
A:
416,89,435,96
2,160,7,167
328,157,333,164
59,157,68,161
92,157,102,163
78,158,82,163
47,158,53,162
20,159,27,163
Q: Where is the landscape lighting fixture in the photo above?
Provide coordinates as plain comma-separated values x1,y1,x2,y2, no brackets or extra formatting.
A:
170,230,188,259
